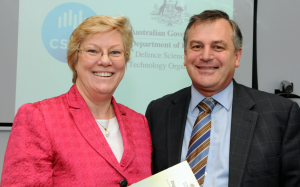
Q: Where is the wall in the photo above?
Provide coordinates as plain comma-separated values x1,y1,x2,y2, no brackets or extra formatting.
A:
0,0,18,177
0,131,10,176
233,0,254,87
257,1,300,106
0,1,18,123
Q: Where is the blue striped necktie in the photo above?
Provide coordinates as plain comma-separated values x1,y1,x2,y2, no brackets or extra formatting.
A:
185,98,217,186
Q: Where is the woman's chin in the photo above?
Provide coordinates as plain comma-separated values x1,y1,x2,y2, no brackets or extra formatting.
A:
94,87,116,95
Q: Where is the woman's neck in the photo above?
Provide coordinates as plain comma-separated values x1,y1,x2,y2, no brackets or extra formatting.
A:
76,83,115,119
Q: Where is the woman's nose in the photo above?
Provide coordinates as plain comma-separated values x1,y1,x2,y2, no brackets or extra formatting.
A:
98,52,112,66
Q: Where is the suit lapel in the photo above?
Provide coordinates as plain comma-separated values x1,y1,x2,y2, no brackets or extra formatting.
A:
66,85,125,177
167,87,191,167
229,81,258,187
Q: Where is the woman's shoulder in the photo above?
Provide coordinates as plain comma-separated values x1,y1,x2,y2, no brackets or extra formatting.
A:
13,92,70,133
36,93,67,106
17,92,68,115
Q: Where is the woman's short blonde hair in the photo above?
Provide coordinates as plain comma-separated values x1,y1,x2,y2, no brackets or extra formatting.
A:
67,15,133,83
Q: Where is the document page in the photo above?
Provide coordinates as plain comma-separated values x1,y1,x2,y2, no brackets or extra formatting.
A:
130,161,199,187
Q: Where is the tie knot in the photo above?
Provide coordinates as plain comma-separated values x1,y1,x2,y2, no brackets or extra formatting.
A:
198,98,217,114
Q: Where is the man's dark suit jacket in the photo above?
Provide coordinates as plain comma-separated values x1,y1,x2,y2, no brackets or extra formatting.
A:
146,80,300,187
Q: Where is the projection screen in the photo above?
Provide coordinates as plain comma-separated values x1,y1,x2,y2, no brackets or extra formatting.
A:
0,0,254,127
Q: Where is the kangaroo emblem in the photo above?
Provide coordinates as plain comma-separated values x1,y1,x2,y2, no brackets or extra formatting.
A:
155,0,167,15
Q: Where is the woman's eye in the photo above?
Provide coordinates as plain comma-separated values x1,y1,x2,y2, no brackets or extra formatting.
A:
87,49,100,53
111,51,121,54
85,48,101,56
110,50,123,56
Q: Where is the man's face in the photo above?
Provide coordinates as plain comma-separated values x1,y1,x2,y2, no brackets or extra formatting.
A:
184,18,242,97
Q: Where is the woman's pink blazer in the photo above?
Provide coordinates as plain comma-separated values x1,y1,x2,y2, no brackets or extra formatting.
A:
1,85,152,186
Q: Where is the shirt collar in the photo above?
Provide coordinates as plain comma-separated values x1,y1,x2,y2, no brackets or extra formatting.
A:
190,80,233,112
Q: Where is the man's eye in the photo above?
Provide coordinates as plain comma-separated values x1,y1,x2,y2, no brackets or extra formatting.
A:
192,45,201,50
214,46,223,50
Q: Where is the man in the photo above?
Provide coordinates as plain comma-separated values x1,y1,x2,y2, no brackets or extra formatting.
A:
146,10,300,187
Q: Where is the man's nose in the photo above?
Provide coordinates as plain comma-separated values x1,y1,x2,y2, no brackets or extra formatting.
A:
200,47,214,61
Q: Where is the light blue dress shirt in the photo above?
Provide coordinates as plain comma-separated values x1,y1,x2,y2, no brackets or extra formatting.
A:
181,81,233,187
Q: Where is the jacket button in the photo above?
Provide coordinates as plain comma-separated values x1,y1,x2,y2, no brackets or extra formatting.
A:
119,179,128,187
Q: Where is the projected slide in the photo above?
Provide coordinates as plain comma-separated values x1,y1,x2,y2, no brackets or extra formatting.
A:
16,0,233,114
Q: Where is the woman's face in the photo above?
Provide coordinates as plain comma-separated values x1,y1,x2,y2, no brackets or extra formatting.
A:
75,30,126,98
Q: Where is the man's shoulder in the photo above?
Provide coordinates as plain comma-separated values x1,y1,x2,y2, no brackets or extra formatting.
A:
233,81,295,108
149,86,191,107
145,86,191,125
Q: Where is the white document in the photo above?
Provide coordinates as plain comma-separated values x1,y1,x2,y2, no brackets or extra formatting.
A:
130,161,199,187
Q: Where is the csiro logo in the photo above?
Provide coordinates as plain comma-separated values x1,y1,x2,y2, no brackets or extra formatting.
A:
42,3,96,63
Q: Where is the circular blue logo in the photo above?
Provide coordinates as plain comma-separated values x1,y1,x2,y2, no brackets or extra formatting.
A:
42,3,96,63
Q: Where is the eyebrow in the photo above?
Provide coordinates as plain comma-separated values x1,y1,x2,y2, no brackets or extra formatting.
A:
85,43,122,49
189,40,201,46
213,40,228,47
189,40,228,48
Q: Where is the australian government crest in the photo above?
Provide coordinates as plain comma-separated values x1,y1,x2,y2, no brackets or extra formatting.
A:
150,0,190,26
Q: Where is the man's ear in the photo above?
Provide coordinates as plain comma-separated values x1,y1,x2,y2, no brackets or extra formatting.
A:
184,50,187,66
235,47,242,68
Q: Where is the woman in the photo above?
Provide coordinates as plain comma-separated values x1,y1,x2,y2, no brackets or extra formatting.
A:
1,15,152,186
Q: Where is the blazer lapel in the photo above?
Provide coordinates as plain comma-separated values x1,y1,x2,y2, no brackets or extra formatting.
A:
229,81,258,187
66,85,125,177
112,98,136,170
167,87,191,167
